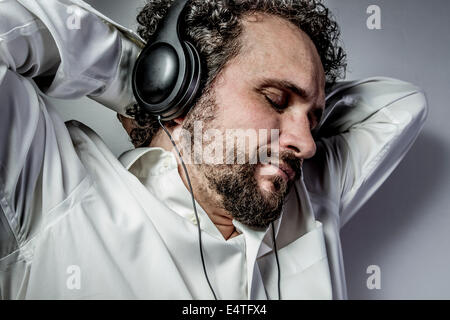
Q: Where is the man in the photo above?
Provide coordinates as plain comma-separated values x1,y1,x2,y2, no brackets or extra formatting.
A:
0,0,427,299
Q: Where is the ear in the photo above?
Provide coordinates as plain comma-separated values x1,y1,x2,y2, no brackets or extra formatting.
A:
173,116,185,125
170,116,187,143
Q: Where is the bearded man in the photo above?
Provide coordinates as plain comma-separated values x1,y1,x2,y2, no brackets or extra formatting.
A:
0,0,427,299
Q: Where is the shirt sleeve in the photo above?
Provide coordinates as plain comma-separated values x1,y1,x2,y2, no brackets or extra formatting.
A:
4,0,143,112
0,0,141,258
305,77,428,228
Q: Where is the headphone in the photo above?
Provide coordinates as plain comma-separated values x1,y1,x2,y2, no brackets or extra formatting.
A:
132,0,202,121
132,0,219,299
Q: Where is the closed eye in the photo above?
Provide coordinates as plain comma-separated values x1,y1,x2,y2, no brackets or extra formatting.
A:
264,96,288,112
265,95,323,130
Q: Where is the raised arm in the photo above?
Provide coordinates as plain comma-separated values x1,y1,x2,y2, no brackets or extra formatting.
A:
304,77,428,227
0,0,141,259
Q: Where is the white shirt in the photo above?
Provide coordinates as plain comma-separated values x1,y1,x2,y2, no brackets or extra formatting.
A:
0,0,428,299
120,146,332,299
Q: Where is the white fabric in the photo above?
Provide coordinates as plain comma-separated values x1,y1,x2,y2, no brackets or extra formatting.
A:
0,0,428,299
121,146,332,299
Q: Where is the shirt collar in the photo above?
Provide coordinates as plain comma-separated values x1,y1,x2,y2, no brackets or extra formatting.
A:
120,147,223,239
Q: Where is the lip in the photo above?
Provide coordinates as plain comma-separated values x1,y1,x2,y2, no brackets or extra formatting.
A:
278,163,295,181
262,163,295,182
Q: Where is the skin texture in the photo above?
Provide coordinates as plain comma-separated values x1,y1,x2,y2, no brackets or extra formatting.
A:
122,13,326,240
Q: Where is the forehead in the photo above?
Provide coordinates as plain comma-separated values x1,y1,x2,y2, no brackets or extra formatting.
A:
233,13,325,97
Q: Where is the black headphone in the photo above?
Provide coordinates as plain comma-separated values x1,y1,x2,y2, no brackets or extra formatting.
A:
132,0,202,121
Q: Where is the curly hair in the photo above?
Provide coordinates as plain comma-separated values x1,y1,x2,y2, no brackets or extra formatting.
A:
125,0,347,148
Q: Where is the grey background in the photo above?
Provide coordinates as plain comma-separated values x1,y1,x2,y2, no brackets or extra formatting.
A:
52,0,450,299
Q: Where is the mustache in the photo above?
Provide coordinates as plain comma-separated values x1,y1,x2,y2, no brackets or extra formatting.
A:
260,147,303,180
281,151,303,179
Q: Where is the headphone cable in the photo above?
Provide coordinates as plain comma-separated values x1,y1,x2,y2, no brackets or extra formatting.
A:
158,116,218,300
271,221,281,300
158,116,282,300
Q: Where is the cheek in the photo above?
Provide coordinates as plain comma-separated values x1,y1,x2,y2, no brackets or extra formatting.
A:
216,95,279,131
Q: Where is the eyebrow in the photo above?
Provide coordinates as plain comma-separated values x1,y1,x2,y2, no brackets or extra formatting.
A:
258,78,310,99
257,77,325,120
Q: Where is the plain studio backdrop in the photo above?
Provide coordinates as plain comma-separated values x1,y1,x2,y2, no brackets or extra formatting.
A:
49,0,450,299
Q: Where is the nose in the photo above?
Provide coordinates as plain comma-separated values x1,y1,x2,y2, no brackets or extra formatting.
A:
279,111,317,159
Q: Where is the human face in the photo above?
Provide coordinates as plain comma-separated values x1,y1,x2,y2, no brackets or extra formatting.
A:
212,15,325,185
181,13,326,228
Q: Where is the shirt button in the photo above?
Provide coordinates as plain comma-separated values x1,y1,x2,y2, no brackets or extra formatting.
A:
190,215,198,225
163,159,171,169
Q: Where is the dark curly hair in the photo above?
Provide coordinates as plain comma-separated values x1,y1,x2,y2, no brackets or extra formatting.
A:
125,0,347,148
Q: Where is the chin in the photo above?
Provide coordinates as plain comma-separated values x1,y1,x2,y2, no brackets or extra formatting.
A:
255,168,293,204
258,178,277,194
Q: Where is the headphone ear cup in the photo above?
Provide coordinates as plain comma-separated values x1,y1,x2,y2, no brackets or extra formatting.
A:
132,40,202,121
133,43,180,107
147,41,202,121
172,40,202,119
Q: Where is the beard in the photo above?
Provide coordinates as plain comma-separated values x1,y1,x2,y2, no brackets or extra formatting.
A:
181,89,302,229
200,150,301,229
